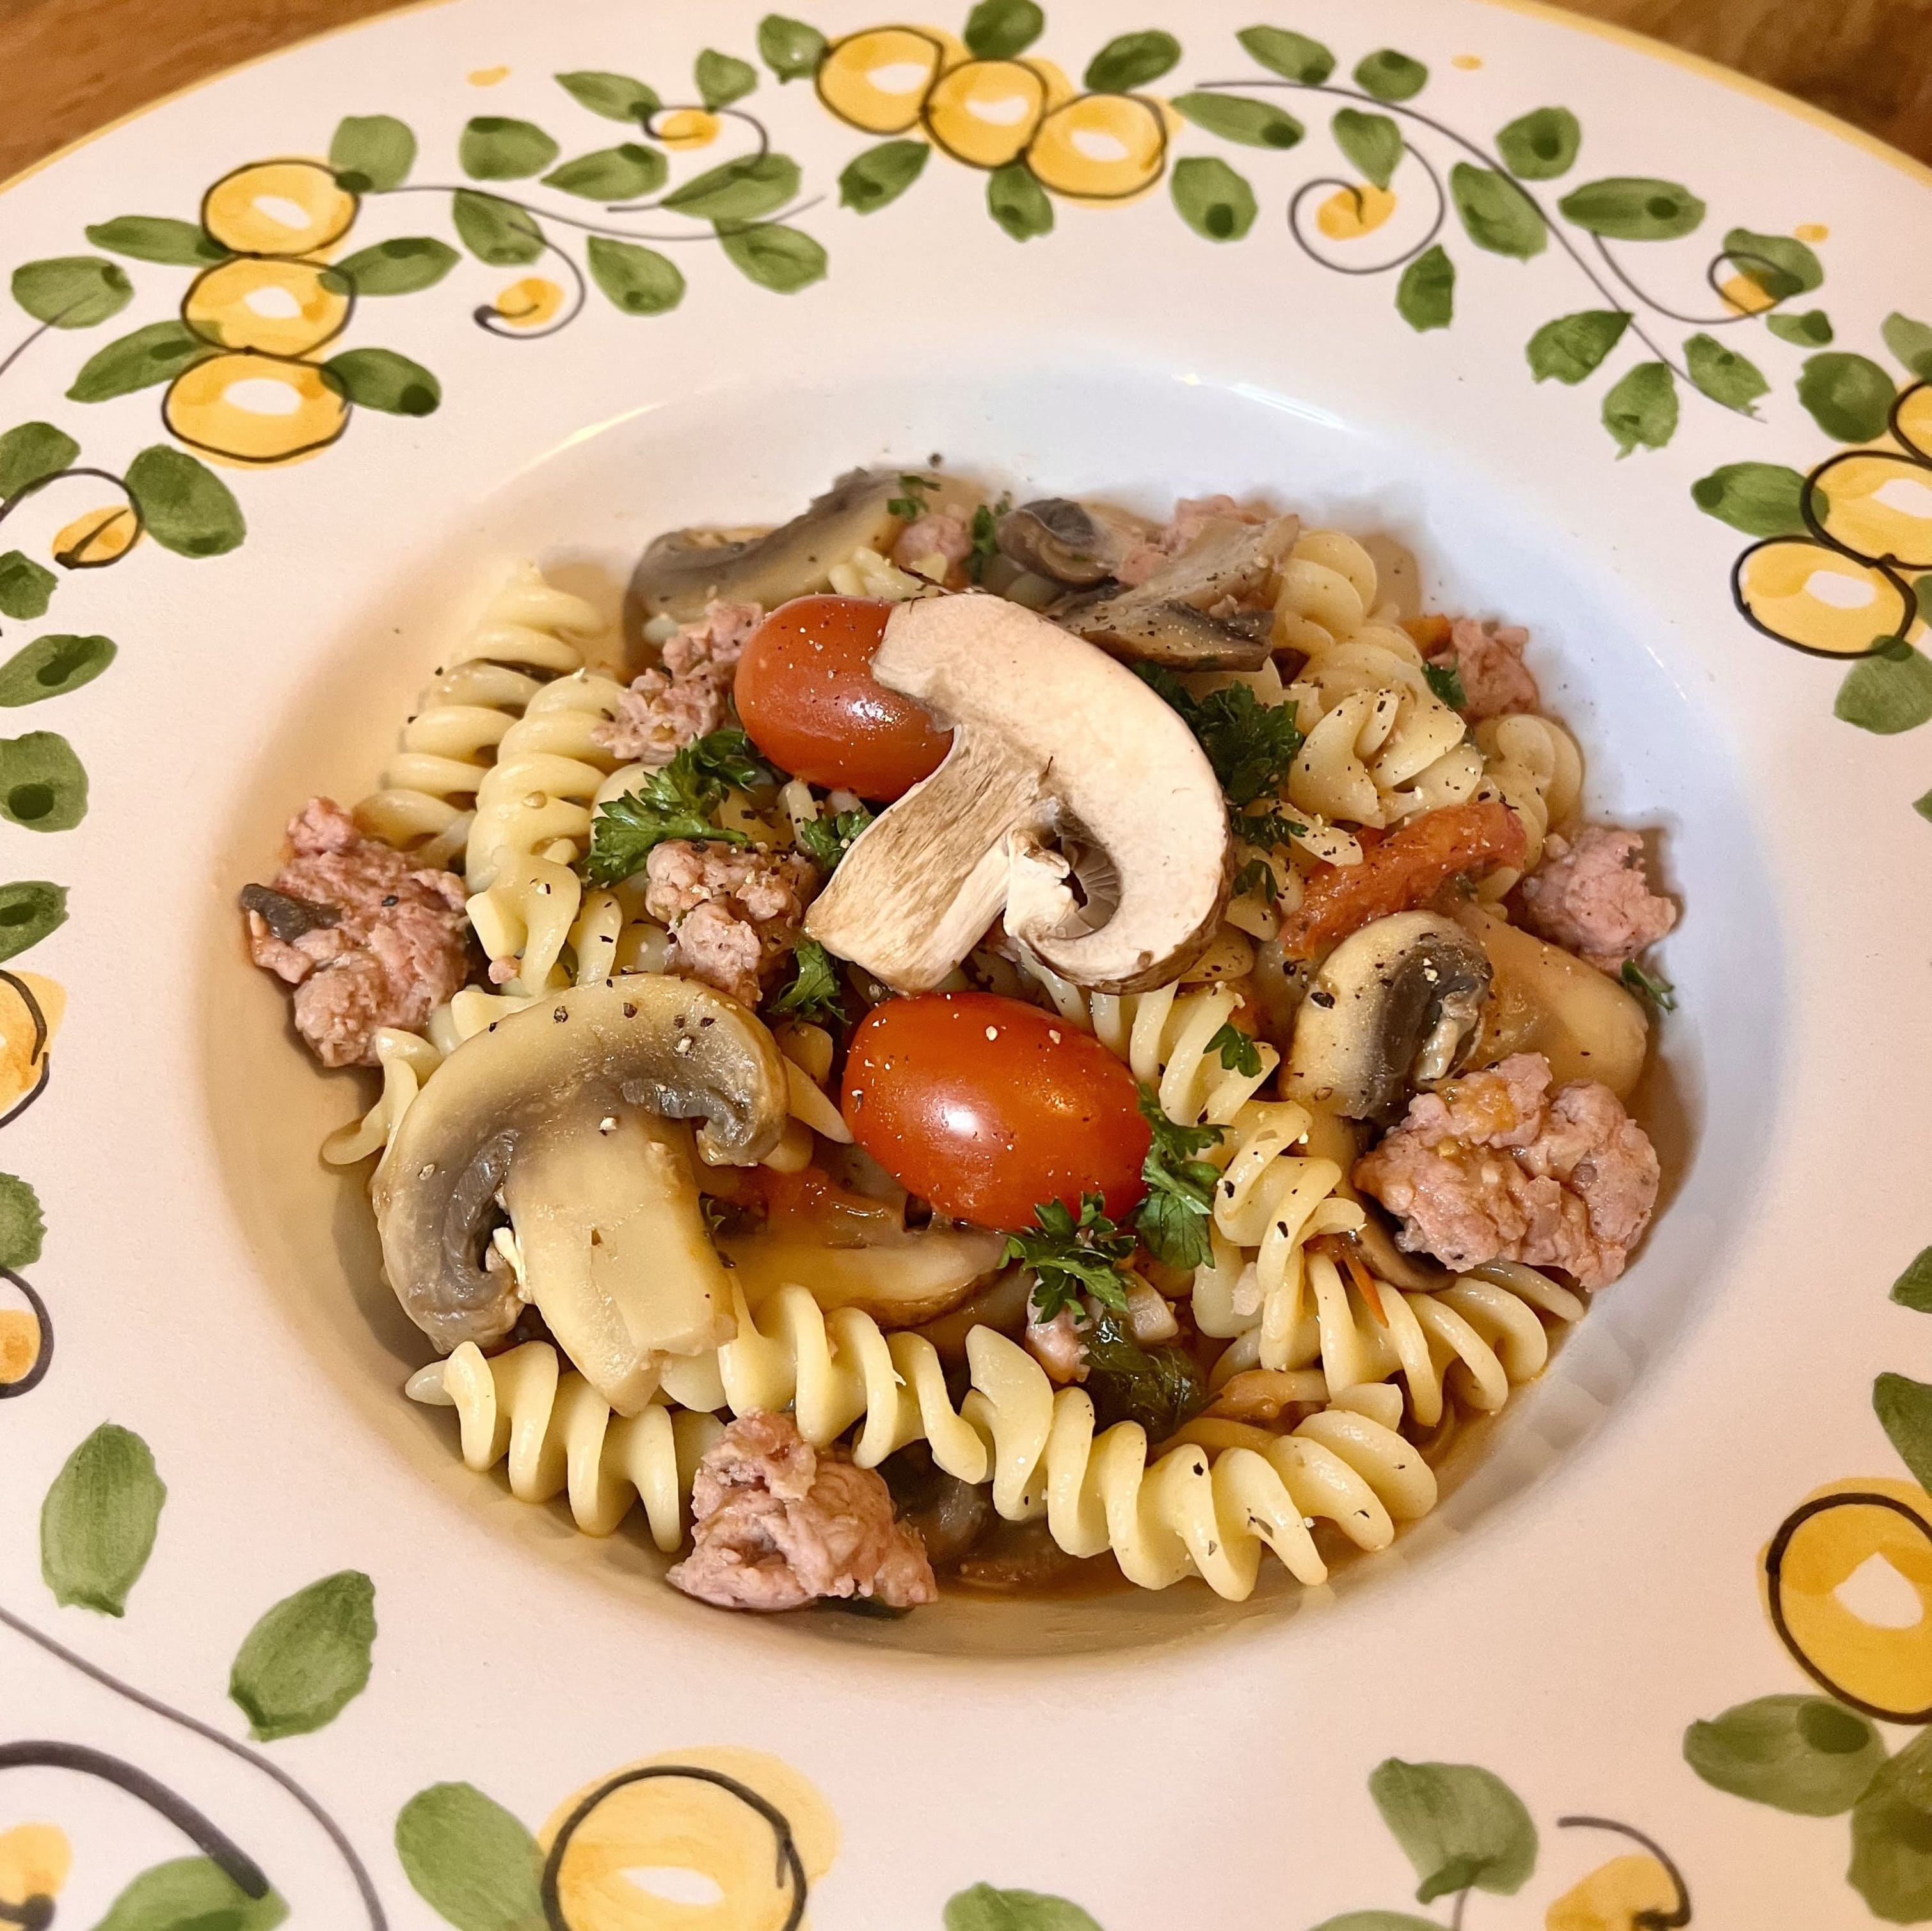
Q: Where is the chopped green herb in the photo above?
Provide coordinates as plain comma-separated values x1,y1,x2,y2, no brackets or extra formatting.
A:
684,725,774,794
795,804,874,872
887,471,938,520
1081,1306,1207,1437
1232,855,1281,905
768,936,845,1024
1621,959,1677,1012
1423,660,1467,710
1132,1089,1224,1272
1207,1022,1263,1077
1005,1193,1133,1320
1233,807,1307,850
583,726,761,884
1135,663,1303,805
966,492,1012,583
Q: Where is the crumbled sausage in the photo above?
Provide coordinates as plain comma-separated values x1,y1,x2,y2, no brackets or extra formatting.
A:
1430,618,1540,721
1115,493,1269,587
243,798,470,1068
1353,1052,1659,1290
643,840,817,1007
891,511,972,580
595,599,764,765
667,1411,938,1612
660,598,763,678
1024,1306,1088,1383
1521,825,1677,973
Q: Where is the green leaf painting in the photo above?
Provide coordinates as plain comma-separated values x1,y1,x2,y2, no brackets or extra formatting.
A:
0,552,56,621
1883,312,1932,380
1354,49,1428,102
1368,1759,1537,1903
0,424,79,503
229,1570,377,1740
125,447,245,558
335,236,460,295
395,1783,546,1931
41,1422,166,1615
1768,308,1833,346
1496,106,1580,180
1684,332,1769,413
760,15,831,79
1892,1247,1932,1313
586,237,687,315
452,191,546,266
1558,177,1705,239
1526,310,1629,383
1332,109,1401,189
989,163,1054,240
0,1173,44,1269
1238,26,1334,84
1684,1694,1886,1815
1171,94,1305,151
1723,225,1823,300
1308,1917,1446,1931
543,143,668,200
697,49,760,111
1171,157,1257,242
12,257,133,330
1450,163,1546,258
67,321,212,403
324,348,440,416
330,113,417,193
1876,1374,1932,1492
1085,32,1181,94
1602,361,1678,455
1835,650,1932,733
1798,351,1896,442
718,223,828,293
0,732,88,831
1396,246,1454,332
840,140,930,213
944,1885,1105,1931
1852,1730,1932,1922
84,216,228,266
555,71,661,123
964,0,1044,61
0,881,67,963
0,633,116,707
662,153,801,221
1691,462,1812,537
93,1857,287,1931
459,117,561,181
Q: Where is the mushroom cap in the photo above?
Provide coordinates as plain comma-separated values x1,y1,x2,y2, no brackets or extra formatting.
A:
628,469,907,625
373,976,788,1354
994,497,1155,588
1283,911,1492,1122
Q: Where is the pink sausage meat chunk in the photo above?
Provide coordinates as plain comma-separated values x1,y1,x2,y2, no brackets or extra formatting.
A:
1520,825,1677,973
595,598,764,767
1353,1052,1659,1290
643,840,817,1007
668,1411,938,1612
243,799,469,1068
891,511,972,578
1430,618,1540,721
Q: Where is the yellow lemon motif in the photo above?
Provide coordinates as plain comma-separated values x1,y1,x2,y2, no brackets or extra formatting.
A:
0,1823,70,1911
52,504,140,568
1025,93,1168,201
163,353,351,467
1545,1854,1680,1931
468,65,511,86
1316,184,1398,239
183,257,351,357
655,109,722,150
494,277,565,329
1893,383,1932,461
1796,221,1830,242
1736,540,1913,657
1451,53,1484,69
1718,272,1776,316
1,970,61,1119
1807,451,1932,570
202,160,358,257
541,1747,837,1931
0,1304,43,1386
817,27,947,133
1764,1477,1932,1718
924,60,1050,168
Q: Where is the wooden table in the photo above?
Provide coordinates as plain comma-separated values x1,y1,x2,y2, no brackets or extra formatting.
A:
3,0,1928,184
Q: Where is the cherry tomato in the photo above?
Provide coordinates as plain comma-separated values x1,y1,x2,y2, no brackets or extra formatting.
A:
842,992,1151,1231
733,594,952,801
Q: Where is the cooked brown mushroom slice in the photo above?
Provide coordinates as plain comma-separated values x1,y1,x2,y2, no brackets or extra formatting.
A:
373,976,788,1412
717,1222,1006,1327
1282,911,1492,1122
805,593,1229,993
628,469,909,624
1059,511,1302,669
994,497,1157,588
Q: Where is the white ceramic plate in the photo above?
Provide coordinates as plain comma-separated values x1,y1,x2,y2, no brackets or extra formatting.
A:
3,1,1931,1923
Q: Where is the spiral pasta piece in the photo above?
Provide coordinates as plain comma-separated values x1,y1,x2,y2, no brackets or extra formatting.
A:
353,563,602,867
1472,712,1585,892
321,1027,442,1167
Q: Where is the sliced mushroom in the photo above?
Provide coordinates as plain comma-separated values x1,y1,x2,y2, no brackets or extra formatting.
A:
717,1222,1006,1327
1282,911,1492,1122
374,977,788,1412
995,497,1156,587
239,882,338,942
804,593,1229,993
629,469,909,624
1059,512,1301,669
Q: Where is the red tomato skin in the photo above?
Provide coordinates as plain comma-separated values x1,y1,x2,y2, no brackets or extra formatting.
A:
842,992,1152,1231
733,595,952,802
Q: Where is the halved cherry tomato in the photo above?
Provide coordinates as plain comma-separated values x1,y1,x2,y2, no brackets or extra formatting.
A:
733,594,952,801
843,991,1151,1231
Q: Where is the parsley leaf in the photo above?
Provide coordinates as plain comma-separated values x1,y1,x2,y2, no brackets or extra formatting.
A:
887,471,937,520
1134,664,1303,806
1207,1022,1262,1076
966,492,1012,584
1233,807,1306,851
1423,659,1467,710
769,936,845,1024
1620,959,1677,1012
1005,1193,1133,1320
1082,1306,1207,1437
583,726,760,885
1131,1089,1224,1272
795,805,874,872
1233,855,1281,905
